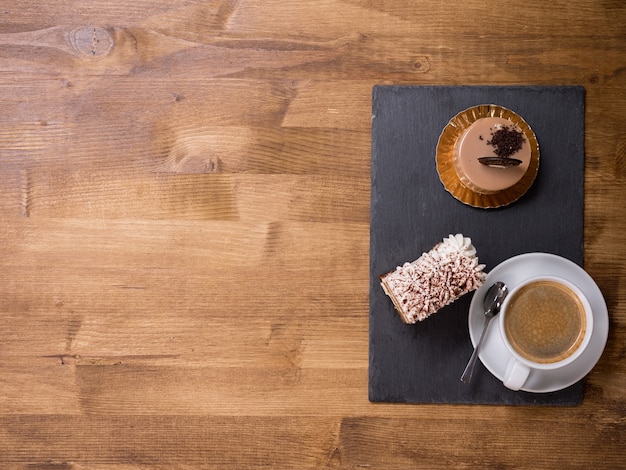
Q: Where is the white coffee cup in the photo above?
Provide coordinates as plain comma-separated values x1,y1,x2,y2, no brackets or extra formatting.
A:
499,275,594,391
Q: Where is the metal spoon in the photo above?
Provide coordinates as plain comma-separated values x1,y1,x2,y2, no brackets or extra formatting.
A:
460,281,508,384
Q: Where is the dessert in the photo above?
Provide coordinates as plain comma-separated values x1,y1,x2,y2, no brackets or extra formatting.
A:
436,104,540,208
380,234,486,324
453,116,532,194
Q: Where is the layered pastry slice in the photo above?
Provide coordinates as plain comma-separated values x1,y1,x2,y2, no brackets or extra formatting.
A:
380,234,486,324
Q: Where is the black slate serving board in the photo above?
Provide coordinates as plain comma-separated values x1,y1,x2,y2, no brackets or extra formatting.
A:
369,85,585,405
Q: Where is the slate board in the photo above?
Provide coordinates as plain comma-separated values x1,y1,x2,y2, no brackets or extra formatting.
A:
369,85,585,405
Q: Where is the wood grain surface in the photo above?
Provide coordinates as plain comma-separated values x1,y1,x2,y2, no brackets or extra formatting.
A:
1,1,625,468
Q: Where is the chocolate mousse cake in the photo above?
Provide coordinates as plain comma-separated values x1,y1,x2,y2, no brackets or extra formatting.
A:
380,234,486,324
436,104,540,208
453,116,531,194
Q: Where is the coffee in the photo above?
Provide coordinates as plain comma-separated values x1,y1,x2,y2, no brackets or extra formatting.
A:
503,280,586,364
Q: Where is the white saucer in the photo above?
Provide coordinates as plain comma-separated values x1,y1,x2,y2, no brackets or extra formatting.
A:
469,253,609,393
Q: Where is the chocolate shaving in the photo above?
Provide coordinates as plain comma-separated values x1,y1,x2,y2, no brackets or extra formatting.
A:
487,125,525,158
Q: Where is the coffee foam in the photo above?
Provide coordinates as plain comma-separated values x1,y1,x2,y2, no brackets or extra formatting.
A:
503,280,586,364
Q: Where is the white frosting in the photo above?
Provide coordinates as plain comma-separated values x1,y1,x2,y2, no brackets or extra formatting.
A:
381,234,486,323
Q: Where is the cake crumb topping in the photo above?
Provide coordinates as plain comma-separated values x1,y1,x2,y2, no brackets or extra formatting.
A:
487,124,526,158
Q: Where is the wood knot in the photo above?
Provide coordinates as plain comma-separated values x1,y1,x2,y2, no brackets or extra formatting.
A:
411,56,431,73
69,26,114,58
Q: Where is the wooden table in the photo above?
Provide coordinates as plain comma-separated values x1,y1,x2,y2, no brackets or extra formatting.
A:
1,1,625,468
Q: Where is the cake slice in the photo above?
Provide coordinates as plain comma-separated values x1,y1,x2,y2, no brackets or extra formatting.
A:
380,234,486,324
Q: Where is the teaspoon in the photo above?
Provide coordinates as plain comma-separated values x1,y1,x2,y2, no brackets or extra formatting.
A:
460,281,508,384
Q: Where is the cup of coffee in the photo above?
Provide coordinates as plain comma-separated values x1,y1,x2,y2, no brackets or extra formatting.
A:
498,275,594,391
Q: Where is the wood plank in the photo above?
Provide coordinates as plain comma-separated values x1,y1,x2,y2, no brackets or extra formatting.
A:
1,0,624,37
0,308,369,367
0,415,343,468
337,415,626,469
0,413,624,468
0,172,370,221
0,219,369,268
2,23,623,85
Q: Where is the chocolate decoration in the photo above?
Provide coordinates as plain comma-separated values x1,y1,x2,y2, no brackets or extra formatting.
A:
478,156,523,167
